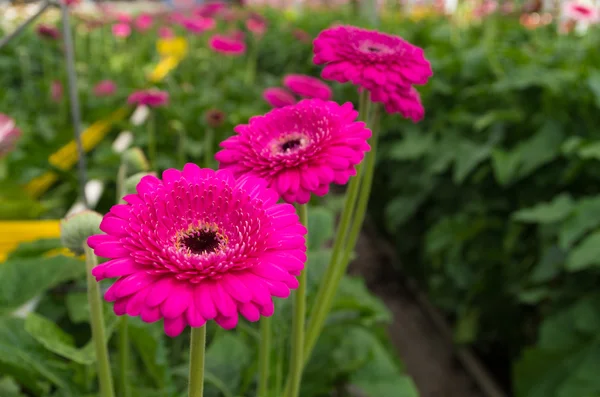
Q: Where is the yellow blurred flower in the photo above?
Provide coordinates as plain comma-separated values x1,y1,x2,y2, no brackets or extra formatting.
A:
157,37,188,60
409,5,439,21
0,220,60,262
148,56,181,83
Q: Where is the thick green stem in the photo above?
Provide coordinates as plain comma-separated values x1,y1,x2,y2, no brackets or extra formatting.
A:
188,326,207,397
245,39,259,85
84,245,116,397
116,164,127,203
118,317,130,397
204,128,214,169
178,128,187,168
147,112,157,170
257,316,272,397
285,204,309,397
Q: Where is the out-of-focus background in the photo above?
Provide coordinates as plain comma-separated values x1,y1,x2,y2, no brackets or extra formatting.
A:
1,0,599,396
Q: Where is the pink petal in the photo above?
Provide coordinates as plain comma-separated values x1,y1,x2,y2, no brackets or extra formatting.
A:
164,316,187,337
214,313,238,329
239,302,260,322
161,287,191,318
211,283,237,317
195,285,217,320
222,274,252,303
146,277,175,307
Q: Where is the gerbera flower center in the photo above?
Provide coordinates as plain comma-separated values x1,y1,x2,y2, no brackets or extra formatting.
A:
270,133,309,155
358,40,393,55
176,223,227,255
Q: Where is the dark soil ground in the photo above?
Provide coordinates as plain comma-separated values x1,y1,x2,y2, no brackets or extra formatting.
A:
348,223,505,397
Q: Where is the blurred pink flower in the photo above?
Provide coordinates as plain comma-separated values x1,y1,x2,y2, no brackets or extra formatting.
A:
473,0,498,18
51,81,63,102
181,17,216,34
158,27,175,38
36,24,61,40
62,0,80,6
563,1,599,22
112,23,132,38
283,74,332,101
94,80,117,97
229,29,246,41
246,14,267,36
292,28,311,43
195,1,228,18
134,13,154,32
209,35,246,56
128,89,169,108
0,114,21,158
168,12,187,25
263,87,297,108
117,13,133,24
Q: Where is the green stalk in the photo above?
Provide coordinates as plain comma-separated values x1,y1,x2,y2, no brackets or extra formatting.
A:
188,326,207,397
118,317,130,397
178,129,187,168
204,127,214,169
116,164,127,203
285,204,309,397
84,245,116,397
257,316,272,397
147,112,157,170
245,38,259,85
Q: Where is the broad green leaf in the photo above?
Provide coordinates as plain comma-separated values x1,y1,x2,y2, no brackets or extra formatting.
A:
454,308,480,344
6,238,62,260
587,70,600,108
205,333,251,396
0,317,72,394
516,121,564,181
491,148,520,186
561,136,584,155
129,321,172,389
0,255,85,315
530,245,565,283
559,196,600,249
384,192,429,232
333,276,392,327
387,128,434,161
307,206,334,250
578,141,600,160
512,194,574,224
306,249,332,292
453,139,493,184
565,232,600,272
347,327,419,397
0,377,26,397
65,292,89,324
473,109,524,131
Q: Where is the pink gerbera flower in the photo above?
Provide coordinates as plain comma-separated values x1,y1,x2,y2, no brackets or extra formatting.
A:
563,1,599,22
93,80,117,97
134,13,154,32
283,74,333,101
116,13,133,24
127,89,169,108
194,1,228,18
209,35,246,56
246,13,267,37
0,114,22,158
36,24,61,40
88,165,307,337
159,27,175,38
263,88,297,108
313,25,432,91
112,23,132,38
370,86,425,122
181,17,216,34
215,99,371,204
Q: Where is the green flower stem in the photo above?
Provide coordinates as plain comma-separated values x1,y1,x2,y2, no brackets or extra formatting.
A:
245,39,259,85
118,316,130,397
204,127,214,169
178,128,187,168
116,163,127,203
285,204,309,397
84,245,115,397
188,326,207,397
257,316,272,397
147,112,157,170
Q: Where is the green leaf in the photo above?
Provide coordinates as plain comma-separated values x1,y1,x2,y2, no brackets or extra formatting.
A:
587,69,600,108
129,321,171,389
578,141,600,160
332,276,392,327
530,245,565,283
307,206,334,250
453,139,493,184
473,109,524,131
0,377,26,397
6,239,62,260
205,334,251,396
559,196,600,249
491,148,521,186
512,194,574,224
565,231,600,272
387,128,434,161
454,308,480,344
347,327,419,397
65,293,89,324
0,255,86,315
384,192,429,232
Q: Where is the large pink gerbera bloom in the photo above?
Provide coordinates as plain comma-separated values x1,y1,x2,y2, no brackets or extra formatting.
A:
88,165,307,337
313,25,432,90
283,74,332,101
563,1,599,22
215,99,371,204
263,87,297,108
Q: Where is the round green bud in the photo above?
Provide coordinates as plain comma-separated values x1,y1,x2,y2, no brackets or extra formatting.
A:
60,210,103,256
122,147,150,173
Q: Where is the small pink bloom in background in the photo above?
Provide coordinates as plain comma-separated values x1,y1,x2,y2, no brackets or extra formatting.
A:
216,99,371,204
292,28,311,43
500,1,515,14
194,1,228,18
246,14,267,36
263,87,297,108
229,29,246,41
93,80,117,97
36,24,61,40
112,23,132,38
158,27,175,38
283,74,332,101
168,12,187,25
209,35,246,56
134,13,154,32
473,0,498,18
128,89,169,108
0,114,22,158
370,86,425,122
51,81,63,102
88,165,307,336
117,13,133,24
181,17,216,34
62,0,80,6
563,1,599,22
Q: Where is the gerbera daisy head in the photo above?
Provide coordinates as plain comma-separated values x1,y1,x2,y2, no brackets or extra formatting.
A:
369,85,425,122
134,13,153,32
0,113,22,158
283,74,333,101
158,27,175,39
181,16,216,34
563,1,598,22
112,23,132,38
93,80,117,97
215,99,371,204
194,1,228,18
313,25,432,91
246,13,267,36
209,35,246,56
36,24,61,40
262,88,297,108
127,89,169,108
88,165,307,337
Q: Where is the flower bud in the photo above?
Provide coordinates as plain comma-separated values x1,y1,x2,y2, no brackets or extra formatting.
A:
124,172,157,195
60,210,103,255
122,147,150,173
205,108,225,128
